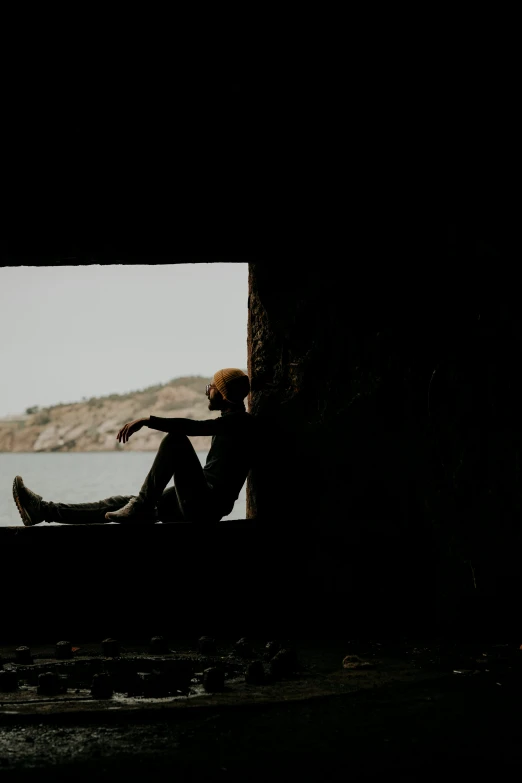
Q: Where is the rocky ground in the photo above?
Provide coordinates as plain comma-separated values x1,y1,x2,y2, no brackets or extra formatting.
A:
0,638,521,780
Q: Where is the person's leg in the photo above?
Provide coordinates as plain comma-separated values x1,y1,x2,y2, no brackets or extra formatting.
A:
138,433,220,523
12,475,137,526
44,495,137,524
155,487,185,523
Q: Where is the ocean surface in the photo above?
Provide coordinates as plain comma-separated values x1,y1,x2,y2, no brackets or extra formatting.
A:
0,452,246,526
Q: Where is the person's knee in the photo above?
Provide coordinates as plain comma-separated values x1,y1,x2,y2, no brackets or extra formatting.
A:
161,432,190,448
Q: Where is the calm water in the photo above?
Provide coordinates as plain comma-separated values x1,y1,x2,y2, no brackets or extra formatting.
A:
0,452,246,526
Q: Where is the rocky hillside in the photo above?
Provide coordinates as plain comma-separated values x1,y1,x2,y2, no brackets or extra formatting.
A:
0,376,218,453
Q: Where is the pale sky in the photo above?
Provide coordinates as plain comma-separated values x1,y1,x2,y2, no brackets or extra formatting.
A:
0,263,248,417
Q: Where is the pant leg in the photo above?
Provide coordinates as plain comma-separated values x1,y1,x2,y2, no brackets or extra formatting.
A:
140,433,221,522
156,487,185,523
43,495,136,524
44,433,220,525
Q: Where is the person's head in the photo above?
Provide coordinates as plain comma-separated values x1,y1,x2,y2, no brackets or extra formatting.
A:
205,368,250,412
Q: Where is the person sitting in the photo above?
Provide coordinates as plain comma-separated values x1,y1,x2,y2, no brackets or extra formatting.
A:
12,368,255,525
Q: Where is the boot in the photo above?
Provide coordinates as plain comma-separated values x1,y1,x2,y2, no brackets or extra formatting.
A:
104,497,157,524
12,476,45,526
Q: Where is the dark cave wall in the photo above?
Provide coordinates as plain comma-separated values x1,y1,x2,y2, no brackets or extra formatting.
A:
246,260,522,600
247,262,431,523
246,261,421,526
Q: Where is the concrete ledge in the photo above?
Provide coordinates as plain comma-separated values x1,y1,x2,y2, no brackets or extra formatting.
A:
0,517,401,533
5,520,517,641
0,518,436,641
0,519,259,535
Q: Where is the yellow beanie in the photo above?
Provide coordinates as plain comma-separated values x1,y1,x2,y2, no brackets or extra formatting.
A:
213,368,250,404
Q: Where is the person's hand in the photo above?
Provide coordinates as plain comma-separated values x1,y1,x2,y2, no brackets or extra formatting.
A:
116,418,147,444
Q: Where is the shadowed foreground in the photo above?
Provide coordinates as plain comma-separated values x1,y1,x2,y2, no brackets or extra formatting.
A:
0,639,521,780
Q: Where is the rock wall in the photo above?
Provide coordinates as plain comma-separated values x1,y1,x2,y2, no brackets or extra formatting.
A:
247,256,522,605
246,262,418,526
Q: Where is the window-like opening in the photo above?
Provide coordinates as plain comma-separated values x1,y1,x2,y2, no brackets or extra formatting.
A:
0,262,249,525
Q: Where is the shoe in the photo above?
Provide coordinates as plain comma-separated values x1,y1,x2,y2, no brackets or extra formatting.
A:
105,498,157,524
12,476,45,526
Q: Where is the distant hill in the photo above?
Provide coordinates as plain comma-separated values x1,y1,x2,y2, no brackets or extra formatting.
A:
0,376,218,453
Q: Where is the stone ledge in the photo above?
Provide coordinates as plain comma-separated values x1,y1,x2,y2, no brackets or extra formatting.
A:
0,519,258,533
0,518,403,537
0,517,435,641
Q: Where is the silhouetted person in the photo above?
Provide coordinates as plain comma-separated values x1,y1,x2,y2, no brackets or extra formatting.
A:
12,369,254,525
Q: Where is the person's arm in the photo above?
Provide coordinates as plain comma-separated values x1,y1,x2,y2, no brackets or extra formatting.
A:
116,414,249,444
147,415,230,436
